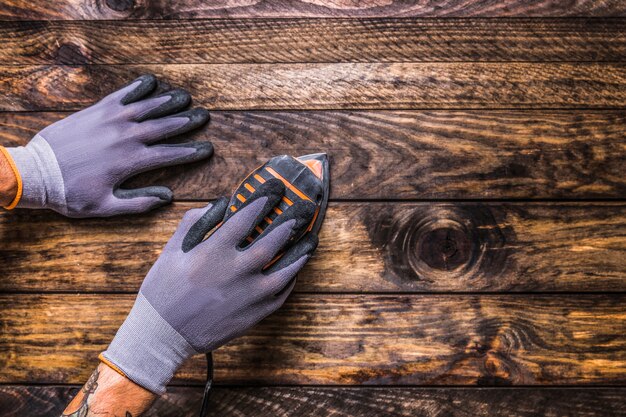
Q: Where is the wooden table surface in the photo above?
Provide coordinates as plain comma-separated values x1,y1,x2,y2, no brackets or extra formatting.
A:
1,1,625,416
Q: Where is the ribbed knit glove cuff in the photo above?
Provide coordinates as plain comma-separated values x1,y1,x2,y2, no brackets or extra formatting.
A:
100,292,198,395
6,135,66,213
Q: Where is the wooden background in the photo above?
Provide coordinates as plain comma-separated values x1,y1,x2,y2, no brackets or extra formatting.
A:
0,1,625,416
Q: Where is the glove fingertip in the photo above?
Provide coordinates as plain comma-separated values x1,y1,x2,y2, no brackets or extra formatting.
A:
303,233,320,253
190,141,213,160
291,200,317,234
181,196,229,253
121,74,158,105
137,188,174,213
295,234,319,262
206,196,229,218
164,88,191,109
114,185,173,202
185,107,210,127
151,187,174,202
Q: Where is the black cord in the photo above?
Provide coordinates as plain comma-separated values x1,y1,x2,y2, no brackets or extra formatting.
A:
199,352,214,417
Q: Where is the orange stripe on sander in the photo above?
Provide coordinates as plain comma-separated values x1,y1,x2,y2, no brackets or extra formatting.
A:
265,166,311,202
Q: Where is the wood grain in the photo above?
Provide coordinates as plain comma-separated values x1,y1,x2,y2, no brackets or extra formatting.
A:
2,63,626,111
2,386,625,417
1,202,624,293
2,19,625,64
1,0,625,20
1,3,624,409
1,294,624,385
2,110,625,200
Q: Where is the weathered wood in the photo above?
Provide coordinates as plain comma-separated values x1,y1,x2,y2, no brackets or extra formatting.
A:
2,386,625,417
1,202,624,293
1,0,625,20
2,110,625,200
2,63,626,111
1,294,624,385
2,19,625,64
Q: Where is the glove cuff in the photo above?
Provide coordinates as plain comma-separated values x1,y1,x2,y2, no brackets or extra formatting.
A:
101,291,198,395
5,134,66,212
0,146,23,209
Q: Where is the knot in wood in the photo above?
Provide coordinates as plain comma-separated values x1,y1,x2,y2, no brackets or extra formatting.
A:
407,210,479,279
403,205,509,286
56,43,89,65
105,0,134,12
366,204,511,289
418,226,471,271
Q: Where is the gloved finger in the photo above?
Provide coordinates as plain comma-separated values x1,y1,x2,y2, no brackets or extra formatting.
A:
111,186,173,215
244,220,295,271
104,74,157,106
181,197,229,252
276,274,298,301
135,108,210,144
216,179,284,247
131,89,191,122
258,276,297,318
137,141,213,172
264,233,318,277
256,235,318,299
167,198,225,248
245,200,316,269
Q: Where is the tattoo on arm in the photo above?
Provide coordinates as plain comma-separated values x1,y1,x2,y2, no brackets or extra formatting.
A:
62,363,155,417
62,369,100,417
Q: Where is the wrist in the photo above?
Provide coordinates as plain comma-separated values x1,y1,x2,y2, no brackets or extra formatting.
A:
101,292,197,395
0,146,20,208
63,362,156,416
4,134,66,212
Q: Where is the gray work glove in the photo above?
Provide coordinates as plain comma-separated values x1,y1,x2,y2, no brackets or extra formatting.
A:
101,179,318,394
3,74,211,217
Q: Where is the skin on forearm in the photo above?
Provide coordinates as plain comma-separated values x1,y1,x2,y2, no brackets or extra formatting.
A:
0,148,18,207
62,362,156,417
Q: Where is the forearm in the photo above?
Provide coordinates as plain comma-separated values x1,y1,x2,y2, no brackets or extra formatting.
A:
62,362,156,417
0,147,18,208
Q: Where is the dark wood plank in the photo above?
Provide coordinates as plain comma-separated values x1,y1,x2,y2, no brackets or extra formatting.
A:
1,294,624,385
2,386,625,417
2,110,625,200
1,0,625,20
1,202,624,293
2,64,625,111
2,19,625,64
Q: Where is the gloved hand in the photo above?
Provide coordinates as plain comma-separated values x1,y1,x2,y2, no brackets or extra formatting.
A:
1,74,212,217
100,179,318,394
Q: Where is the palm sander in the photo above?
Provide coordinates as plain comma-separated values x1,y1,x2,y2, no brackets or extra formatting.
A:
200,153,330,415
225,153,329,243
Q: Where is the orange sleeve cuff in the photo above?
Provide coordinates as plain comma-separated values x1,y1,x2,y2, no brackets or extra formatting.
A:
99,353,128,378
0,146,22,210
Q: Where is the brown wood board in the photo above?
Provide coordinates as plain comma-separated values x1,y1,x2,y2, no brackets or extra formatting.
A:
1,202,624,293
1,386,625,417
1,294,624,385
1,19,625,64
2,110,625,200
2,0,626,20
2,64,626,111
